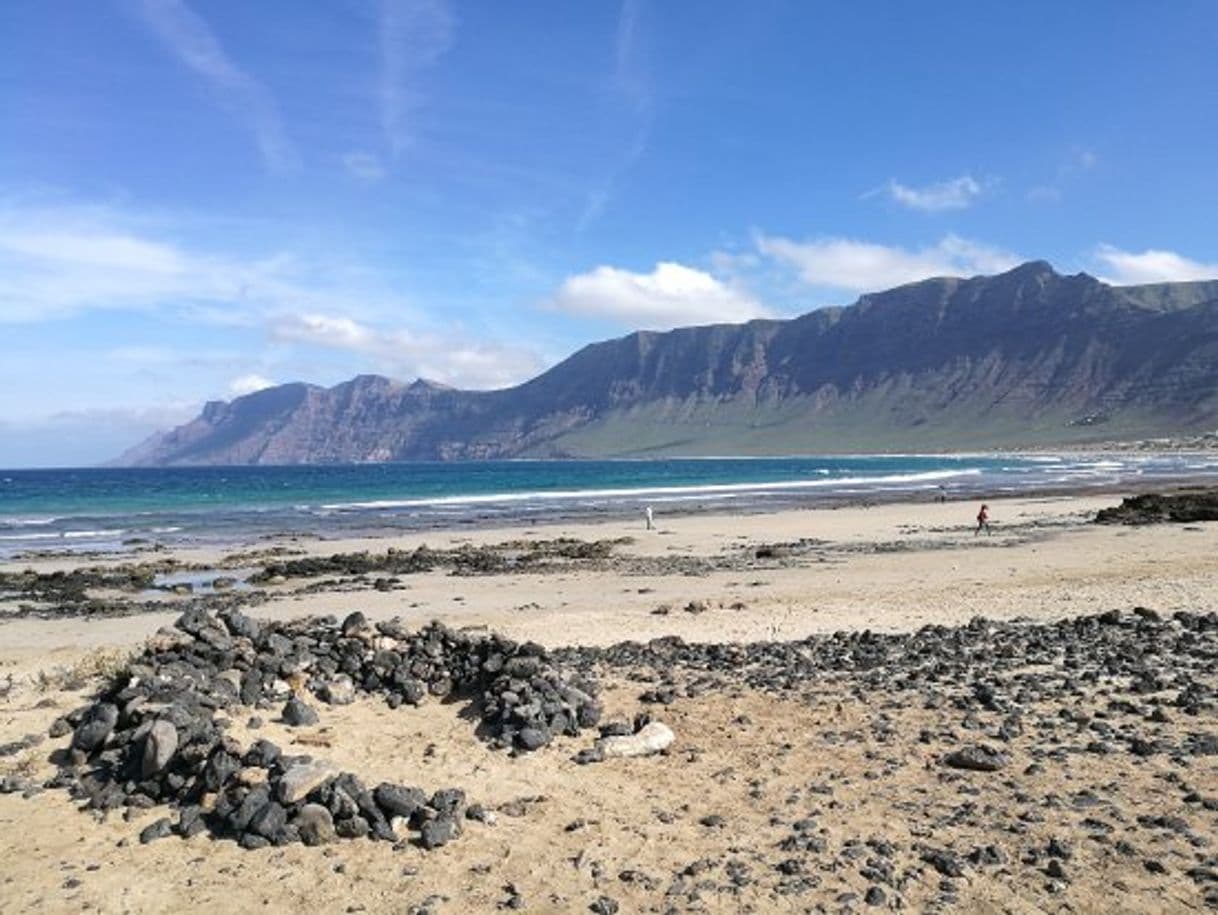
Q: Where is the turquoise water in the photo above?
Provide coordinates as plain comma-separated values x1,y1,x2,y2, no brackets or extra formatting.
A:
1,454,1216,556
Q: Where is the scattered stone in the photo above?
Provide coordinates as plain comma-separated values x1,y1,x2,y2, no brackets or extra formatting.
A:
138,818,174,845
942,745,1009,772
282,697,320,727
922,849,965,878
596,722,674,759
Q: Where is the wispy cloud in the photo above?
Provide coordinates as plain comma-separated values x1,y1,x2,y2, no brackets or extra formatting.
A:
547,261,768,330
577,127,649,231
878,175,984,212
0,200,411,323
271,312,544,389
127,0,298,172
342,151,387,182
755,234,1020,292
1094,244,1218,285
379,0,455,155
1028,147,1098,203
614,0,652,115
577,0,654,230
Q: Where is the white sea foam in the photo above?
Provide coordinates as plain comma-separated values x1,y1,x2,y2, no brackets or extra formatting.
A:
318,469,983,512
62,529,126,539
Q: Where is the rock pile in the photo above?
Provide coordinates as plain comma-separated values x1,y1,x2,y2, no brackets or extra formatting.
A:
49,607,603,849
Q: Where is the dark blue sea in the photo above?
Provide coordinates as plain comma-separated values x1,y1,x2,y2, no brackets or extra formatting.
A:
2,454,1217,558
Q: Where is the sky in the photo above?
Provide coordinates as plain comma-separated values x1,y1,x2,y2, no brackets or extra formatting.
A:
2,0,1218,466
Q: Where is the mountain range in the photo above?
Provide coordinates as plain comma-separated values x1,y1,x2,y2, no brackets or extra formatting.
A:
117,261,1218,465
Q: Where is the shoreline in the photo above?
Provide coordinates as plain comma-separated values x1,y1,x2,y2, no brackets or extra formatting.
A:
6,451,1218,564
3,488,1216,665
5,469,1216,568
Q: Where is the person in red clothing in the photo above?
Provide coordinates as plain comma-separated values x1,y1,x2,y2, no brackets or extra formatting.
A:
975,503,991,536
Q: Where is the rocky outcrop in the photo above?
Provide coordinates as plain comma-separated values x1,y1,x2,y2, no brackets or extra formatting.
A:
116,262,1218,464
1094,490,1218,525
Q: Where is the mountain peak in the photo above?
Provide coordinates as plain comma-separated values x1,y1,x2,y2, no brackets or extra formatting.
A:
408,378,451,393
348,373,397,388
1005,259,1057,277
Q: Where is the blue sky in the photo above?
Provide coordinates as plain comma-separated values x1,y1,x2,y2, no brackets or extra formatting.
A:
2,0,1217,466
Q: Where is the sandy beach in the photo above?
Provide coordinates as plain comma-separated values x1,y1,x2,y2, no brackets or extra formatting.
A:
2,492,1217,913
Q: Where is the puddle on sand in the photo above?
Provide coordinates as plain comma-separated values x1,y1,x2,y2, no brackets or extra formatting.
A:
146,568,256,596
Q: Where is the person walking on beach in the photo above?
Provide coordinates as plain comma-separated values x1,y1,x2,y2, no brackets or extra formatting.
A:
645,505,654,531
975,503,991,536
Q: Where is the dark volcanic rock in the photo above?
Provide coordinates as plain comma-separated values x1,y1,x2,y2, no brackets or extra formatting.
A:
71,703,118,752
296,803,337,846
942,745,1010,772
282,697,319,727
375,783,427,819
139,817,174,844
419,816,458,849
1096,491,1218,526
922,848,965,878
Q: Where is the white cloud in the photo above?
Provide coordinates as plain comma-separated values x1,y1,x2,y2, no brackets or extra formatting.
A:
884,175,983,212
270,312,544,390
342,151,387,182
0,201,415,323
379,0,454,155
1094,244,1218,285
227,374,276,397
548,262,768,329
1,230,188,274
754,233,1020,293
274,314,374,349
128,0,297,172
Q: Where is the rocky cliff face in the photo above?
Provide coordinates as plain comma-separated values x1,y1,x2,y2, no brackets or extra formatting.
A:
116,262,1218,465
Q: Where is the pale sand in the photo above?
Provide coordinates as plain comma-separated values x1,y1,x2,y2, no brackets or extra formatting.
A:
1,492,1216,913
3,494,1217,669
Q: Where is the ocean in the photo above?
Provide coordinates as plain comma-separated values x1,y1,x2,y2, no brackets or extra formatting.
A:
2,454,1216,558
